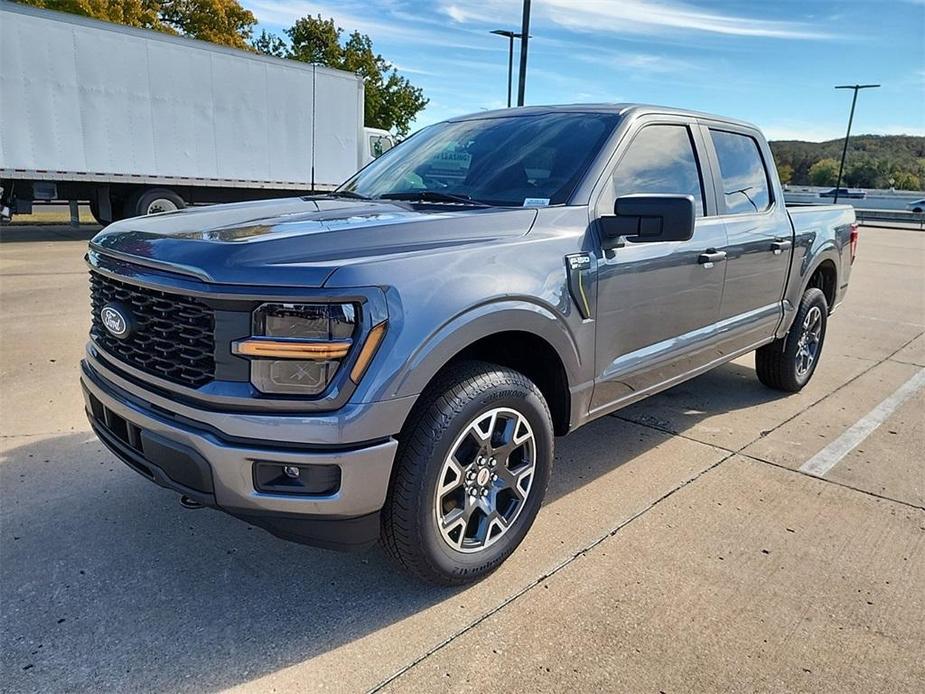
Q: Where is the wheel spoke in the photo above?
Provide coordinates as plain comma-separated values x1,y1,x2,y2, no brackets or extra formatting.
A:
437,457,466,497
440,508,469,550
470,410,498,444
512,466,533,499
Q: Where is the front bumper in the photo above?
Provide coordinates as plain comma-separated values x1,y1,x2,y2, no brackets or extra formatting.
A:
81,359,400,551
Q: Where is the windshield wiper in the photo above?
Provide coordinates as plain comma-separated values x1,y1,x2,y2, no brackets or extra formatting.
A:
322,190,373,200
377,191,490,207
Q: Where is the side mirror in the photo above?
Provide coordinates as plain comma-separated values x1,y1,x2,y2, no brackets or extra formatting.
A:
599,194,696,247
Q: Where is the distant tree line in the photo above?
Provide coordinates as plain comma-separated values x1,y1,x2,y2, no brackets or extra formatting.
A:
770,135,925,191
17,0,427,136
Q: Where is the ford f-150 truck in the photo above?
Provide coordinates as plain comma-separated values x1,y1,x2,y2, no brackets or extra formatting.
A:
81,104,857,585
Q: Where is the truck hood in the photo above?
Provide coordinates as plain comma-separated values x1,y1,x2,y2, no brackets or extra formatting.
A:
90,197,538,287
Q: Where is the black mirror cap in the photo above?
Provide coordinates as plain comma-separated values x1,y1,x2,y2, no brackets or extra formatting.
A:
601,194,696,245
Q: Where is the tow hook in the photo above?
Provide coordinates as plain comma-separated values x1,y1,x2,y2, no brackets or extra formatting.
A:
179,495,204,510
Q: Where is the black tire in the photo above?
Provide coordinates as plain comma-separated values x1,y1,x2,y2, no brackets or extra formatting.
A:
89,196,128,225
755,287,828,392
124,188,185,218
381,360,554,585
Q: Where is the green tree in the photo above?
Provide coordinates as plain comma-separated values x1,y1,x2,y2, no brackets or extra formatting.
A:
892,171,922,191
287,14,343,65
844,158,887,188
251,29,289,58
776,162,794,185
285,14,427,136
17,0,256,48
808,158,840,187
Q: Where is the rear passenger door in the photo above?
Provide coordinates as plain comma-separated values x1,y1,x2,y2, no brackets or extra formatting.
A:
704,126,792,352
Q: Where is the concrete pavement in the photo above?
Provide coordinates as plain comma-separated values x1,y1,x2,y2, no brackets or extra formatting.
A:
1,223,923,693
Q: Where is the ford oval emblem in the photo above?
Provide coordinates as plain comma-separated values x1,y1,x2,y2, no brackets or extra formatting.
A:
101,304,131,339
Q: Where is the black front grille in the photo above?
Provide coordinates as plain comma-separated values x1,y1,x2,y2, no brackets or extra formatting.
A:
90,272,215,388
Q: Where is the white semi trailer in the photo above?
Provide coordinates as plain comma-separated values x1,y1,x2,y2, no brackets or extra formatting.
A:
0,2,393,223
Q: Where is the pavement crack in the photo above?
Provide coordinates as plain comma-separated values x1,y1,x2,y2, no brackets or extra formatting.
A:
737,452,925,512
368,453,734,693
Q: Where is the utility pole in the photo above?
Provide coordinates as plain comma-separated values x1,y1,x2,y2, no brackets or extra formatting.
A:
833,84,880,204
516,0,531,106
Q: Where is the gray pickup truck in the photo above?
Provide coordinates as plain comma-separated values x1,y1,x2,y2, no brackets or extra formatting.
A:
81,104,857,584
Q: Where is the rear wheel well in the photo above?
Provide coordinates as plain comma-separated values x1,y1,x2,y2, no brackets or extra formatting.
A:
440,332,572,436
808,260,837,310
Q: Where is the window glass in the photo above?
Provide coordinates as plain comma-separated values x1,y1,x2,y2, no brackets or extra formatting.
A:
340,112,620,206
710,130,771,215
611,125,705,216
369,135,393,158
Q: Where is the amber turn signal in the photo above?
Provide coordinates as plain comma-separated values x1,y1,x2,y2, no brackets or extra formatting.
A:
232,339,352,360
350,321,387,383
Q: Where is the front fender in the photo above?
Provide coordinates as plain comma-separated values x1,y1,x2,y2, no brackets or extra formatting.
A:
382,298,585,400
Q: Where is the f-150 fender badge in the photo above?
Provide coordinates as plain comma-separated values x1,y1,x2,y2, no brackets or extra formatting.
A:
565,253,594,320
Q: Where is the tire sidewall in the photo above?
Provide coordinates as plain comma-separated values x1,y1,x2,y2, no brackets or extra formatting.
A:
414,377,553,579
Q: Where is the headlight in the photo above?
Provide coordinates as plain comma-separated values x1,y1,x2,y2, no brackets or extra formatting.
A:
233,303,357,395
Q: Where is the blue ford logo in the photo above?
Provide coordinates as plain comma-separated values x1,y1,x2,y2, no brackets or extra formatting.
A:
101,304,131,339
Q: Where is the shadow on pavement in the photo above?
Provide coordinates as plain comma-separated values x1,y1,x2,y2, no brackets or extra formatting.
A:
0,361,780,692
0,225,101,244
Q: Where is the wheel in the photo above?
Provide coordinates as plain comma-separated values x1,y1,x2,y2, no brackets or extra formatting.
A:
124,188,185,218
755,287,828,392
89,197,127,225
381,360,554,585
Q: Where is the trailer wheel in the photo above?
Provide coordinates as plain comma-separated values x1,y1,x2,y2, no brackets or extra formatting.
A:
88,199,105,225
89,196,128,225
125,188,185,218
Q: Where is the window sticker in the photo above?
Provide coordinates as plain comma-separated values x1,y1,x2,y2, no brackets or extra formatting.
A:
523,198,551,207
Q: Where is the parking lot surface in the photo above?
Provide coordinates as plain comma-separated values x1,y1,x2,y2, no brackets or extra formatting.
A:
1,223,923,693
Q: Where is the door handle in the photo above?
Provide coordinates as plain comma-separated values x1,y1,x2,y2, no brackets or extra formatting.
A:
770,239,792,255
698,250,727,268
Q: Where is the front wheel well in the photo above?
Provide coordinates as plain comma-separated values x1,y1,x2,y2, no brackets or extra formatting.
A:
437,331,572,436
807,259,837,310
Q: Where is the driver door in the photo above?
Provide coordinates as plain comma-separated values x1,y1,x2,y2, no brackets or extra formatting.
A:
591,119,727,413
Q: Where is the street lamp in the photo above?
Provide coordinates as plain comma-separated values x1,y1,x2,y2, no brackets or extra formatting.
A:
833,84,880,204
490,29,521,108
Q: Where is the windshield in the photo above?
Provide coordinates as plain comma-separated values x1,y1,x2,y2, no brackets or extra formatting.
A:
338,112,620,207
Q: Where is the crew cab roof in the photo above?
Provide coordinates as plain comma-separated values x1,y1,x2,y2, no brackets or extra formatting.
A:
448,103,760,132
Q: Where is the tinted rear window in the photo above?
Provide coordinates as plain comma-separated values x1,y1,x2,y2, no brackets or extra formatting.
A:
711,130,771,215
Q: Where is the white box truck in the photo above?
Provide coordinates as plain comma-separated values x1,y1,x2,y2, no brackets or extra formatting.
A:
0,2,393,223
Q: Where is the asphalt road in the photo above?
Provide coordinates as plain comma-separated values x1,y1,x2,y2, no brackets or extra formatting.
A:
1,223,923,693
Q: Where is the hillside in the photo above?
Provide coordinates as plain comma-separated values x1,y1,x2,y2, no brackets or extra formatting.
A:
769,134,925,190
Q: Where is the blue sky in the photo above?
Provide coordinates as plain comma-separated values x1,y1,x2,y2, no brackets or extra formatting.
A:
241,0,925,141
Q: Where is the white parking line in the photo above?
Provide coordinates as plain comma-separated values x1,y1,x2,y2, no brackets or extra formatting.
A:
799,367,925,478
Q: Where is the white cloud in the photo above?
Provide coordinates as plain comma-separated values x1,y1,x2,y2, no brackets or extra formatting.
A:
246,0,499,51
443,4,469,23
440,0,838,40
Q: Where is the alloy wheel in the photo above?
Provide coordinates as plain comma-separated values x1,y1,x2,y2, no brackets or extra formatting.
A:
434,407,536,553
795,305,823,377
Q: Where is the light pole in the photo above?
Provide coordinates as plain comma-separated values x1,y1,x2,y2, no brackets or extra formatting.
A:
516,0,532,106
490,30,521,108
833,84,880,204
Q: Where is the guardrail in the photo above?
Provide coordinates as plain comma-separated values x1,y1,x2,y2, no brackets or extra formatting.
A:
854,208,925,228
